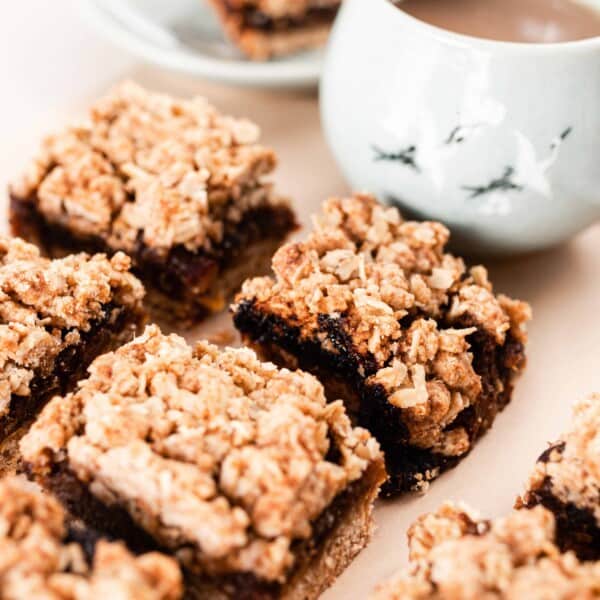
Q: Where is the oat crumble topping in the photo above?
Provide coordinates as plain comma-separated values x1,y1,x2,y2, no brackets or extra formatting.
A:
21,325,382,582
373,503,600,599
11,81,289,258
236,194,530,454
0,236,143,418
0,476,182,599
523,393,600,524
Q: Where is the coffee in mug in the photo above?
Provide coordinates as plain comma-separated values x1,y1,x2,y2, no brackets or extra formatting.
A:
395,0,600,43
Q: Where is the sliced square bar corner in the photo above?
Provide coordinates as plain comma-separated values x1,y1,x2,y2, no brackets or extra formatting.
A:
21,325,385,599
10,81,297,322
233,194,530,496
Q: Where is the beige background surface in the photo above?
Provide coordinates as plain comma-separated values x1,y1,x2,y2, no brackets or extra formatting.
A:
2,2,600,597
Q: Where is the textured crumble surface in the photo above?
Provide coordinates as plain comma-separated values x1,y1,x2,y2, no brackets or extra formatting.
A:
0,235,144,419
523,393,600,525
0,476,182,599
373,503,600,599
21,325,383,582
234,194,530,456
11,81,290,259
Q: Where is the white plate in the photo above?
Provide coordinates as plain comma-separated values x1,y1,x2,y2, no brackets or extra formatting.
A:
80,0,324,88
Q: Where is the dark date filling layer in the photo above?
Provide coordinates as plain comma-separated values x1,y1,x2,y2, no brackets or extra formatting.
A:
229,4,339,32
26,458,377,599
10,195,296,320
522,442,600,561
233,299,526,497
0,302,141,445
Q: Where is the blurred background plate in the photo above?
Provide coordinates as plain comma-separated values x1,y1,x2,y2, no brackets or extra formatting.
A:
81,0,323,88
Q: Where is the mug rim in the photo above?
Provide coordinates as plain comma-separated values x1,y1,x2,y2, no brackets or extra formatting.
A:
379,0,600,52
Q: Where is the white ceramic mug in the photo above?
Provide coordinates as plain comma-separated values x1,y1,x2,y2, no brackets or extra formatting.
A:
320,0,600,254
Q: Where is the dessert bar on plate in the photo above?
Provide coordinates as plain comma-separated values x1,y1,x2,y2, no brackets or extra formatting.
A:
372,502,600,599
519,393,600,560
208,0,341,60
233,194,530,496
21,325,385,599
0,236,144,474
0,476,181,599
9,81,296,323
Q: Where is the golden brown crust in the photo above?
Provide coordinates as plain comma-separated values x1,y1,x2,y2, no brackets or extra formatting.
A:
0,476,182,599
373,503,600,599
235,194,530,455
279,459,385,599
22,325,383,583
11,81,289,259
188,458,386,599
0,235,144,419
